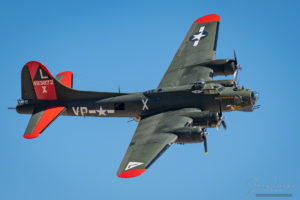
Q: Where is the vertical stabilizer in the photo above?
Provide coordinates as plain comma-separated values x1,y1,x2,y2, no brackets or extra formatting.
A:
22,61,57,100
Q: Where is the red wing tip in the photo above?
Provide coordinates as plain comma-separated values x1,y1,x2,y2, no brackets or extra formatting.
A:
194,14,220,24
23,132,40,139
117,169,146,178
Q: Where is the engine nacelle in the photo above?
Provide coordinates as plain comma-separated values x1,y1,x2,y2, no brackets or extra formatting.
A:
172,127,205,144
201,59,237,76
187,111,220,128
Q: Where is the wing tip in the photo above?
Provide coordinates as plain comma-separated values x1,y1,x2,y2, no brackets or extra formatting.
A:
194,14,220,24
117,169,146,178
23,132,40,139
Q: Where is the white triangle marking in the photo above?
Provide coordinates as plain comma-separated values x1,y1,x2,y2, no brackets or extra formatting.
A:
125,162,144,171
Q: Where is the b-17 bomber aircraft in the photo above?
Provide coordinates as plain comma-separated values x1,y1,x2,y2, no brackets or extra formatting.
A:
15,14,259,178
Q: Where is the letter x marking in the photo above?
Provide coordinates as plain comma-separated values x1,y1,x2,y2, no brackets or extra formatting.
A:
142,98,149,110
42,86,47,93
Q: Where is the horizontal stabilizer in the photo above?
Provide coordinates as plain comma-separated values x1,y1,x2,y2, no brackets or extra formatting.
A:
24,106,66,139
56,71,73,88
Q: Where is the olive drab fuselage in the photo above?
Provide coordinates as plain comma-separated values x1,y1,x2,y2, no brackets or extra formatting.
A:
17,84,257,119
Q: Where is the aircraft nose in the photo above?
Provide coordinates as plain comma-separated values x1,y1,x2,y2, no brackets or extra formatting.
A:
250,91,259,105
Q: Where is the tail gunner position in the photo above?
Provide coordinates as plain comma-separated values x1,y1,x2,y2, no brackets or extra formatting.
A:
15,14,259,178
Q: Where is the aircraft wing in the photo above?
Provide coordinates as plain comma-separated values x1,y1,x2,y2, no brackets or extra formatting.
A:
158,14,220,88
117,110,193,178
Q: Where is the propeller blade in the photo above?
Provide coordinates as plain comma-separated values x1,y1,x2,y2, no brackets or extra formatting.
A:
234,49,237,65
221,120,227,130
233,70,238,82
203,136,208,155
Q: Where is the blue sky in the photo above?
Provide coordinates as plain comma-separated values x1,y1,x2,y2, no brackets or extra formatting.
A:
1,0,299,199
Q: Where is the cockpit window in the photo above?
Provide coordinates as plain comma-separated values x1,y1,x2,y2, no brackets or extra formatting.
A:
144,89,155,94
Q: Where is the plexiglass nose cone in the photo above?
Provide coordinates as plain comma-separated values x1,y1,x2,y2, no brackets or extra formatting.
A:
251,91,259,105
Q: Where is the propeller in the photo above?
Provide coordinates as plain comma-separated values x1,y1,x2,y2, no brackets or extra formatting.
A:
216,102,227,131
233,50,242,83
216,117,227,131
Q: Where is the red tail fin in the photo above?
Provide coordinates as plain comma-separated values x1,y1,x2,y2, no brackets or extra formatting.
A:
23,61,57,100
